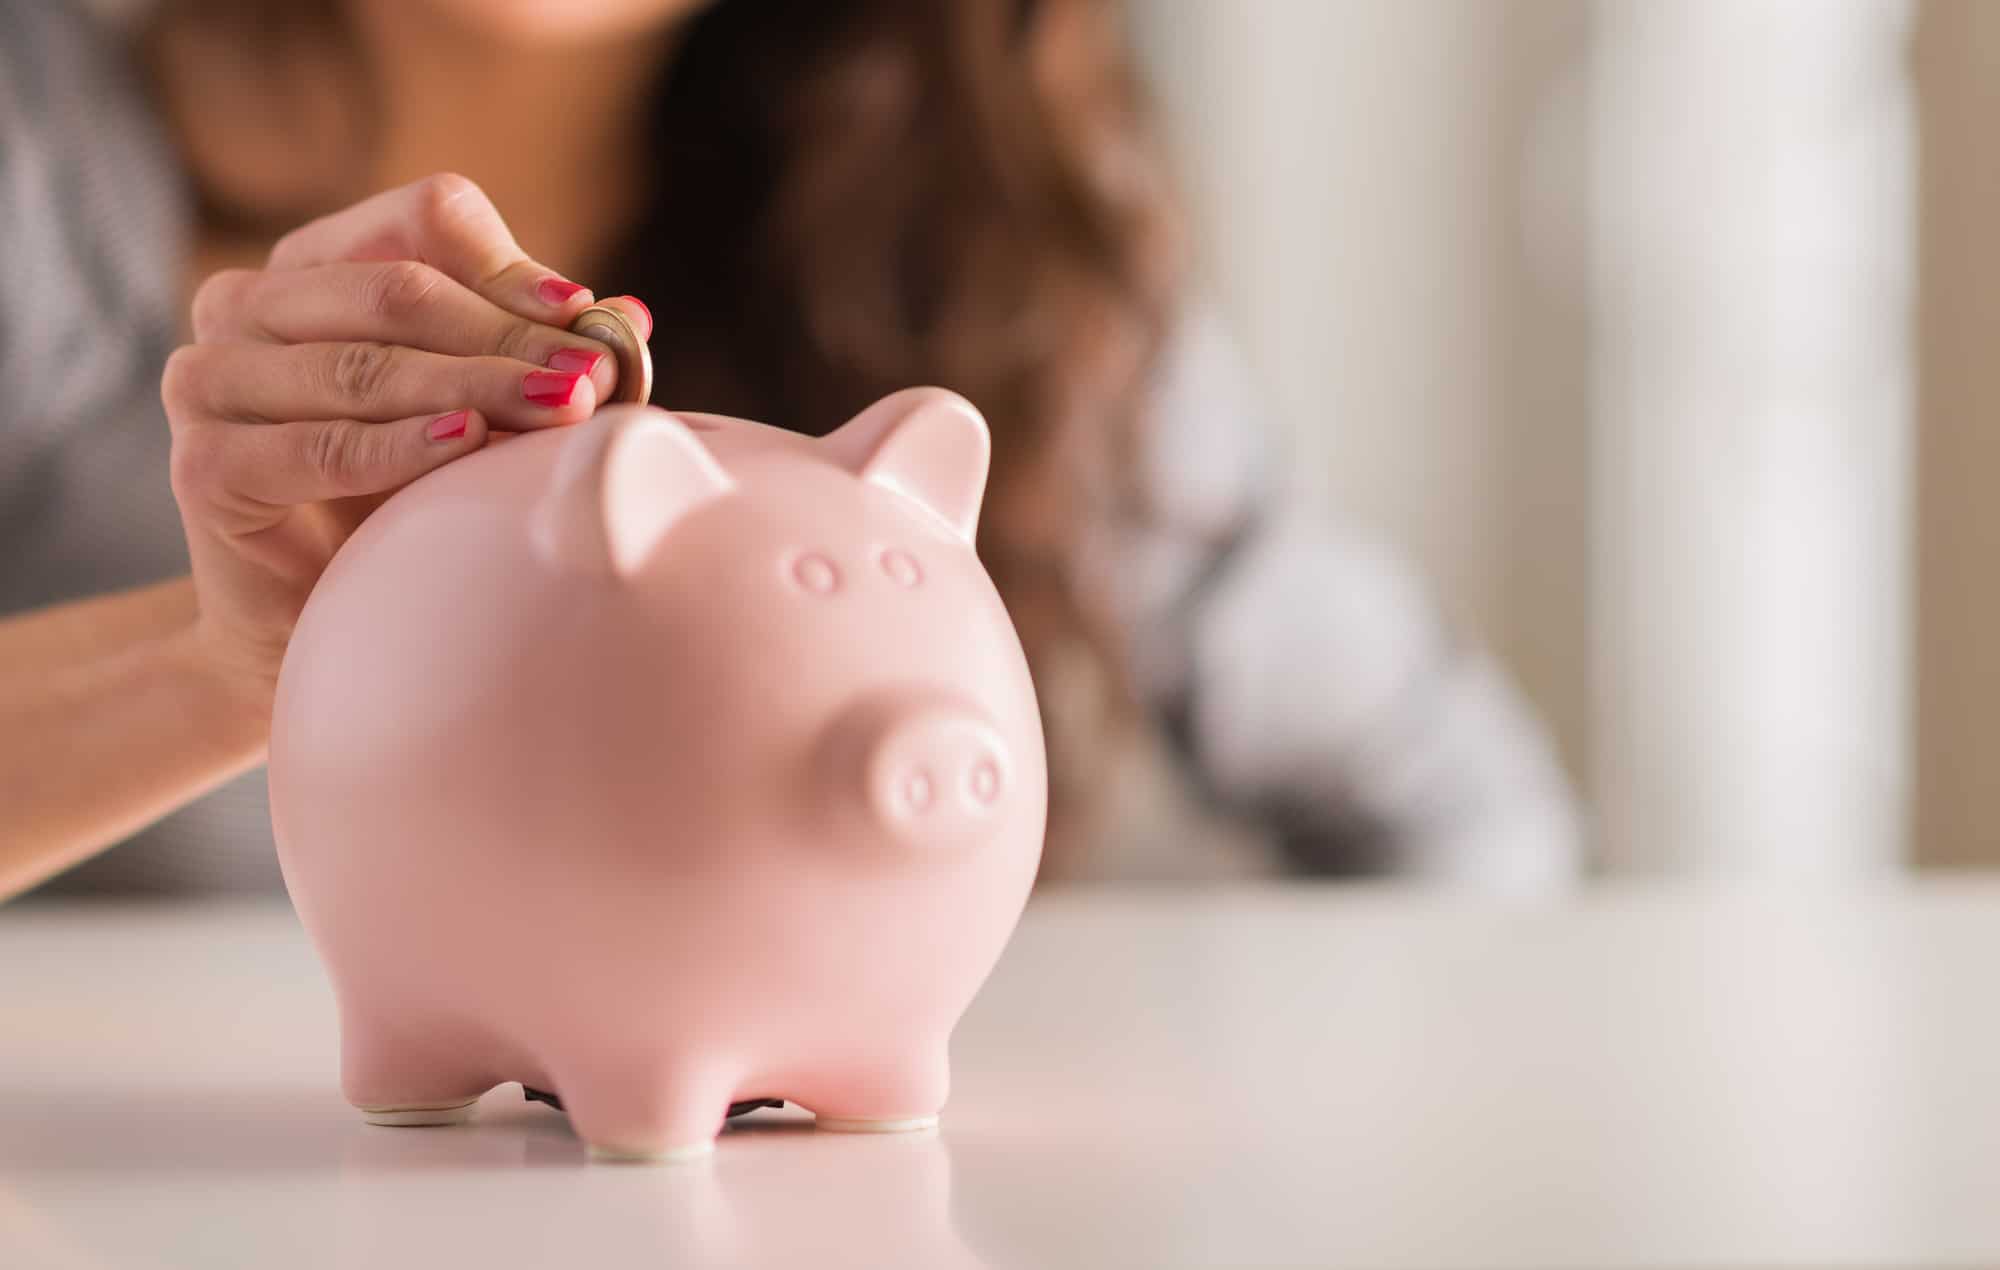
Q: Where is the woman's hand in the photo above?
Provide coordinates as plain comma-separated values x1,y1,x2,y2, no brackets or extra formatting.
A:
164,172,653,718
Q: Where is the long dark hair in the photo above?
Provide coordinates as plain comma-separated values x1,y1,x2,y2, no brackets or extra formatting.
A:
156,0,1187,870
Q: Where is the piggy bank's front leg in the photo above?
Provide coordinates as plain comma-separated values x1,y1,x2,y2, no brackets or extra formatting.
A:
341,1003,501,1126
553,1054,737,1163
800,1041,951,1134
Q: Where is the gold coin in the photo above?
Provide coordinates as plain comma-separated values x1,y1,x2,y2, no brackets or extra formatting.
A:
568,303,654,406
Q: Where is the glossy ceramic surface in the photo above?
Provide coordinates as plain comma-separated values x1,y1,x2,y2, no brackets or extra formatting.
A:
267,389,1047,1159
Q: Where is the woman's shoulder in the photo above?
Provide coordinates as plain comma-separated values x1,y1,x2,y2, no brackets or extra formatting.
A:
0,0,189,250
0,0,188,421
0,0,153,132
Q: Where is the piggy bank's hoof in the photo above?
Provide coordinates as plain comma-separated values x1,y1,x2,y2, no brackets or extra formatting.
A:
586,1140,715,1165
358,1098,480,1127
814,1114,940,1134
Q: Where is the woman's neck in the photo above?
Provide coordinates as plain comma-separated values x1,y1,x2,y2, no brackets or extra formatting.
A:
162,2,681,279
349,1,679,274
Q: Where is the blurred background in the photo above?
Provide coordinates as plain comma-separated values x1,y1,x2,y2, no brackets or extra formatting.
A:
14,0,1995,895
1118,0,1994,879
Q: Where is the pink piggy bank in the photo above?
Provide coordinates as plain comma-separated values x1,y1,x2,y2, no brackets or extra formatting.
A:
268,387,1047,1162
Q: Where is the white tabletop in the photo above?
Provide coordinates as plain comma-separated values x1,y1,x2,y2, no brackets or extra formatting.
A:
4,882,1999,1269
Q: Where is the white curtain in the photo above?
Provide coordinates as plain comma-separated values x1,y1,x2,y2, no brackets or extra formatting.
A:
1134,0,1916,876
1587,0,1915,874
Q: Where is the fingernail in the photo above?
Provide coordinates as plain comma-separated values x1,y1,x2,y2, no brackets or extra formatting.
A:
617,295,653,339
537,277,589,307
523,370,585,407
544,348,605,376
429,409,470,441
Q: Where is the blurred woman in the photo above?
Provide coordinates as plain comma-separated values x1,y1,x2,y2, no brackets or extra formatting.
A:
0,0,1580,898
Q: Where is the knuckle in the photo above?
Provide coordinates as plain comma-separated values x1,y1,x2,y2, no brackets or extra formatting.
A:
493,319,543,364
189,269,254,341
414,171,488,237
167,423,222,503
309,421,402,493
265,229,303,270
266,215,324,270
160,345,208,416
362,259,444,322
305,421,362,487
327,341,398,405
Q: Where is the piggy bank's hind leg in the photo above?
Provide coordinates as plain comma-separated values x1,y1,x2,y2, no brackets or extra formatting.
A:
341,1002,499,1127
800,1042,950,1134
551,1055,736,1163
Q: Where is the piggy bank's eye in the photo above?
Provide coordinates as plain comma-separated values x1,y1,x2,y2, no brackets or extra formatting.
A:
791,553,841,595
879,548,923,588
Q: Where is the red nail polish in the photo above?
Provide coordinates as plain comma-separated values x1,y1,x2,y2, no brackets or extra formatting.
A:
544,348,605,376
428,410,470,441
523,370,584,407
537,277,589,306
618,295,653,338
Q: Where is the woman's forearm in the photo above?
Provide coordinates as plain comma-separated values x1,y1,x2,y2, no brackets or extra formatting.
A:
0,578,199,681
0,581,267,900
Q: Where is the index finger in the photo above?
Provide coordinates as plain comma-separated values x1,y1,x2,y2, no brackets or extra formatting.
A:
267,173,594,327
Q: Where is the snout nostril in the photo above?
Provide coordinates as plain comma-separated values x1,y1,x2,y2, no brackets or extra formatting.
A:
902,769,935,814
855,705,1008,838
968,757,1002,806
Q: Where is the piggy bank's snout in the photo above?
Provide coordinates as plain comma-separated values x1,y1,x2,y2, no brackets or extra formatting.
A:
838,701,1012,848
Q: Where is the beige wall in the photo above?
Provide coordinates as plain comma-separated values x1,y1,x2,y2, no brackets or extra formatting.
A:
1913,2,2000,868
1134,0,1595,783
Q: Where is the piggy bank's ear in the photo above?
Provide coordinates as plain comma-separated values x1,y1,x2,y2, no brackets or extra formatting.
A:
824,388,991,542
533,406,734,576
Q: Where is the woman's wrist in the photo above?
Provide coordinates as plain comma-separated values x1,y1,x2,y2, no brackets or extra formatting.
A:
159,620,276,759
